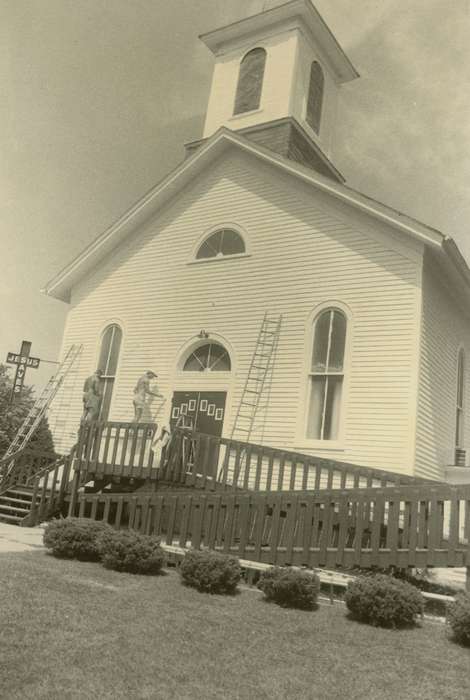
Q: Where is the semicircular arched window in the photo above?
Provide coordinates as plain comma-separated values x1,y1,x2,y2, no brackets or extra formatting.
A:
183,343,231,372
196,229,245,260
306,61,324,134
97,323,122,420
307,308,347,440
233,47,266,115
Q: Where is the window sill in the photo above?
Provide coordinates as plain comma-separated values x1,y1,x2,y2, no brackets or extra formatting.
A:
188,253,251,266
294,440,345,453
229,107,264,121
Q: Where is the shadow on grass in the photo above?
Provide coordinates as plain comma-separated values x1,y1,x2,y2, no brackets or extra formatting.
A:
257,596,319,612
44,549,170,576
179,580,242,596
344,610,423,631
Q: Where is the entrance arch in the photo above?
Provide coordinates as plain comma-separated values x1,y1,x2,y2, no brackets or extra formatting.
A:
171,337,234,437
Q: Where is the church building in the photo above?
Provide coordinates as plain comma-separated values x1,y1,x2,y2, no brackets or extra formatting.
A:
44,0,470,484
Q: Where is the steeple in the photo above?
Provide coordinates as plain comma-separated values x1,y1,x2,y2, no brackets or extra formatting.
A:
186,0,358,183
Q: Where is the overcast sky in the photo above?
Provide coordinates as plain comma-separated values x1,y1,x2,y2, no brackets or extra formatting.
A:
2,0,470,391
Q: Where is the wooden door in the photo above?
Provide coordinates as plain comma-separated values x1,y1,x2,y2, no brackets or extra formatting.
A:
170,391,227,479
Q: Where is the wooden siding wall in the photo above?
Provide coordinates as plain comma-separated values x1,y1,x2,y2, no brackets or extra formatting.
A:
415,257,470,479
49,150,421,475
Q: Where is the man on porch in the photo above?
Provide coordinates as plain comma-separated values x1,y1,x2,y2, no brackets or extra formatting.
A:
133,371,163,422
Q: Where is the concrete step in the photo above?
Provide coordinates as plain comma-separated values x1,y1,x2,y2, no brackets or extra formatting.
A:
0,503,31,515
0,496,34,507
0,512,25,524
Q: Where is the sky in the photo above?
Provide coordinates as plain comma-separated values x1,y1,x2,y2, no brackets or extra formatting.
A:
2,0,470,392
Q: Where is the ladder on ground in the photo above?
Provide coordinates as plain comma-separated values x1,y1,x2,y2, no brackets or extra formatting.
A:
2,344,83,463
231,312,282,443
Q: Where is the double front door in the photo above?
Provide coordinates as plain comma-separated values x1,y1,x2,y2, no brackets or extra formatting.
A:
170,391,226,436
170,391,227,478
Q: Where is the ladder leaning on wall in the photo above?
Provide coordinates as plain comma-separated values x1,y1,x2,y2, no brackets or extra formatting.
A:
230,312,282,444
2,344,83,464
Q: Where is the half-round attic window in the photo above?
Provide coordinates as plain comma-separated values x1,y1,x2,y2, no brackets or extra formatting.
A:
183,343,231,372
196,229,245,260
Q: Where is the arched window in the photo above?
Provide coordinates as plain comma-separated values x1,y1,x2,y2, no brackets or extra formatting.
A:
306,61,324,134
196,229,245,260
307,308,346,440
455,348,465,448
183,343,231,372
97,324,122,420
233,47,266,115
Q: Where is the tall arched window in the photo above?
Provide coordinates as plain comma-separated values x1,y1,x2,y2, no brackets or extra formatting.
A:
455,348,465,448
233,47,266,115
307,308,347,440
183,342,231,372
97,324,122,420
306,61,324,134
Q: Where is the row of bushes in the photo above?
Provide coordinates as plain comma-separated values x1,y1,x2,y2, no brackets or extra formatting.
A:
43,518,470,644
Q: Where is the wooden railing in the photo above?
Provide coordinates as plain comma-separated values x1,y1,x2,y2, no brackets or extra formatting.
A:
71,482,470,571
26,451,75,526
0,448,60,495
75,421,158,480
160,429,433,493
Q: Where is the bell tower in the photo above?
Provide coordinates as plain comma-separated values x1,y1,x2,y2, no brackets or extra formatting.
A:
188,0,359,182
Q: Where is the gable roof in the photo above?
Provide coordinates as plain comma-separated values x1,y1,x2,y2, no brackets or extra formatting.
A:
43,127,470,303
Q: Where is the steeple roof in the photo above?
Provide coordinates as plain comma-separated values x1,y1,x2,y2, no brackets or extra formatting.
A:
199,0,358,84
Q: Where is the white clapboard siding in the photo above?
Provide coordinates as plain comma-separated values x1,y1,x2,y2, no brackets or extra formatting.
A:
414,256,470,480
49,149,421,475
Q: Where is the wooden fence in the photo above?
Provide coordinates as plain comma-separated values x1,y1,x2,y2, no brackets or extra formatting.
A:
73,423,433,494
71,482,470,570
159,429,433,492
75,422,158,481
26,452,74,525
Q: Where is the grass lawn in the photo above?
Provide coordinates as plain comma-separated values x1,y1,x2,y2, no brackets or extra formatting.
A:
0,552,469,700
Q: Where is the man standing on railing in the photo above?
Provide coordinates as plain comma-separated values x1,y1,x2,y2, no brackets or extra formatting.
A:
133,371,163,422
82,369,103,423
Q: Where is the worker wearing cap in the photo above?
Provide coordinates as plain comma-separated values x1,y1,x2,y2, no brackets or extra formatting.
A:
133,370,163,422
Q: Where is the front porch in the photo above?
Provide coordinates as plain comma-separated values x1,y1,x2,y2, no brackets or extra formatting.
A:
1,420,469,587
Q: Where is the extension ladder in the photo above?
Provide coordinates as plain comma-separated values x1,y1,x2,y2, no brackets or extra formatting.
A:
231,312,282,443
2,344,83,462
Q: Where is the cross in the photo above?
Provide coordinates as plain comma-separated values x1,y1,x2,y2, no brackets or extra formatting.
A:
6,340,41,404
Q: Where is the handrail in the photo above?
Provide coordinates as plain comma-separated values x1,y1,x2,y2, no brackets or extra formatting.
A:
0,448,59,495
159,428,438,493
27,446,77,526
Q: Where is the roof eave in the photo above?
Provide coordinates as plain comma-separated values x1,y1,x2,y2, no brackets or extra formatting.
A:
199,0,359,84
44,127,468,304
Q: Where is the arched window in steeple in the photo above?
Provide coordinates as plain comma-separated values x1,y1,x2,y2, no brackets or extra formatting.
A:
233,47,266,115
306,61,324,134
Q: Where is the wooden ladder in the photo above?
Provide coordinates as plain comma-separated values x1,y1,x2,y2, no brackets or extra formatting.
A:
230,312,282,443
1,345,82,484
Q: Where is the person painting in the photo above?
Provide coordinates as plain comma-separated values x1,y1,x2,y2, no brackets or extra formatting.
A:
133,370,163,422
82,369,103,423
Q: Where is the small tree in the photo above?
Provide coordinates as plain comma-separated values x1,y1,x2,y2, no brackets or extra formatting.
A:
0,363,54,457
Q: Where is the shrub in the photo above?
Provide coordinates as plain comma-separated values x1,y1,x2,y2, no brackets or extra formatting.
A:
97,529,165,575
447,592,470,646
179,550,241,594
345,574,424,628
43,517,112,561
257,567,320,610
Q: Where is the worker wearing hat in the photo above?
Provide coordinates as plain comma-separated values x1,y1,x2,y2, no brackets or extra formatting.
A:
133,370,163,422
